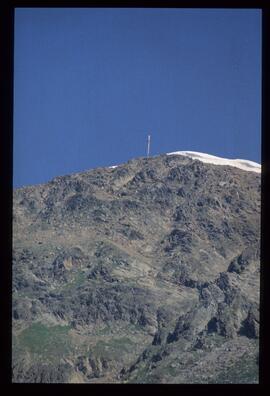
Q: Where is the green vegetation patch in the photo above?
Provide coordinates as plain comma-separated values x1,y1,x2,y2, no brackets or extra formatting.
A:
162,362,180,378
18,322,71,360
92,336,136,358
60,270,86,294
211,352,259,384
130,365,149,383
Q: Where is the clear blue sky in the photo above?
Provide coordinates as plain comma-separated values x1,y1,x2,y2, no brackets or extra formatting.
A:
14,8,261,188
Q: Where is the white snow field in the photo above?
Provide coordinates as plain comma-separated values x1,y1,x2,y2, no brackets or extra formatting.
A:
166,151,261,173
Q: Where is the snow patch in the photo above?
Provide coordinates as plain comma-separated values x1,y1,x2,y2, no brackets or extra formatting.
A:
108,165,119,169
166,151,261,173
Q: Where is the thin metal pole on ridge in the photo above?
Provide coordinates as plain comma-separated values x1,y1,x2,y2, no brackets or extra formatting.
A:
147,134,151,157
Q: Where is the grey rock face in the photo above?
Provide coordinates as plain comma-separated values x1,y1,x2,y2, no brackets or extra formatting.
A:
12,153,260,383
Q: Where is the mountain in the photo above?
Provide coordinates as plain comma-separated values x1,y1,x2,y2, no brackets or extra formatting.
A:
12,152,261,383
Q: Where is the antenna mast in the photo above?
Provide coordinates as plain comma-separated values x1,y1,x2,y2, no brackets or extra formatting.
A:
147,134,151,157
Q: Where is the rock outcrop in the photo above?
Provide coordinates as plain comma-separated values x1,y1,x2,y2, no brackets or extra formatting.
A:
12,153,260,383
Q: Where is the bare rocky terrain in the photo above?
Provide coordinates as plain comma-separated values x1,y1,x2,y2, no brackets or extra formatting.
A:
12,153,260,383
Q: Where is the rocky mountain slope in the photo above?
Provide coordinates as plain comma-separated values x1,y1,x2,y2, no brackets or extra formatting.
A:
12,152,260,383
